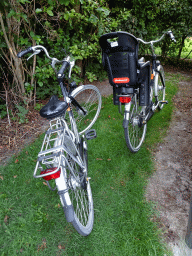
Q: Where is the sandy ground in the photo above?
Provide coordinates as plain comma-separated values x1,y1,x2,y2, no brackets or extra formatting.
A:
145,73,192,255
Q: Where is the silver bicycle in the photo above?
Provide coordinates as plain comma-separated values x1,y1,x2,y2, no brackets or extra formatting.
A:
17,45,102,236
100,30,176,152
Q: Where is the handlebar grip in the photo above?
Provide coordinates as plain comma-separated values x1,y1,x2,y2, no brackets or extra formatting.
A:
17,47,33,58
167,31,176,43
57,61,70,77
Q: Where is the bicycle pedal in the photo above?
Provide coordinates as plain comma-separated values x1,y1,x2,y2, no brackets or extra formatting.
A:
85,129,97,140
160,100,168,104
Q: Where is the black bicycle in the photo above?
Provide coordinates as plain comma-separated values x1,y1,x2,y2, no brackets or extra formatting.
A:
99,31,176,152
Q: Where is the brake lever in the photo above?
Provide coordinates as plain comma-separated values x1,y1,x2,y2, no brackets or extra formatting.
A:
167,31,176,43
68,60,75,79
27,49,42,61
51,58,61,73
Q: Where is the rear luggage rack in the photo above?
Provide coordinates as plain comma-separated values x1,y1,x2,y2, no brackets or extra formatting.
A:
33,117,85,179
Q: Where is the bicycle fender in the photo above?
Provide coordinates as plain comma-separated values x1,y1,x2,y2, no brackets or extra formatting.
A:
59,192,74,222
123,109,130,128
123,118,129,128
63,205,74,222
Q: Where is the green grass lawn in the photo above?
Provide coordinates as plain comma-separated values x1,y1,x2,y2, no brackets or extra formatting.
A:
0,73,183,256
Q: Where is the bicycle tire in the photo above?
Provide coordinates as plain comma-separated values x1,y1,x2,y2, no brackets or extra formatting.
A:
124,94,147,153
70,136,94,236
145,85,155,122
155,65,165,111
67,84,102,135
55,129,94,236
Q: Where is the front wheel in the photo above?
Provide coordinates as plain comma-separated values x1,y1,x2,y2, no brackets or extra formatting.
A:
155,65,166,111
124,94,147,153
68,85,102,135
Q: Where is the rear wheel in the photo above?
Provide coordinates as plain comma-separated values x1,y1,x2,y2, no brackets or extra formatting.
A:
124,94,147,153
67,85,102,135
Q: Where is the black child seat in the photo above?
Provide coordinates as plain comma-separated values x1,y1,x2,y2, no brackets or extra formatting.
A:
40,95,68,120
99,31,151,106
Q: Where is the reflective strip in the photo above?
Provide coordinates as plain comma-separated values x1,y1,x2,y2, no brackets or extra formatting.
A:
113,77,130,83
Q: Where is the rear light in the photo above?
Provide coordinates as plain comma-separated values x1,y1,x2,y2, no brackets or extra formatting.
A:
40,167,61,180
113,77,130,84
119,96,131,104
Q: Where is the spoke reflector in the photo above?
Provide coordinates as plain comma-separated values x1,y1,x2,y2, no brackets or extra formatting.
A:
40,167,61,180
119,96,131,103
113,77,130,83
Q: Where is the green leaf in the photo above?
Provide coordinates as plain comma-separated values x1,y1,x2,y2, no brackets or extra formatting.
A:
89,14,99,24
35,8,42,14
47,9,54,16
7,9,16,18
64,13,69,21
96,7,110,16
18,0,30,3
58,0,70,5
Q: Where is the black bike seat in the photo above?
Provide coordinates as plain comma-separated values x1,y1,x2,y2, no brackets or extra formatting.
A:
40,95,68,119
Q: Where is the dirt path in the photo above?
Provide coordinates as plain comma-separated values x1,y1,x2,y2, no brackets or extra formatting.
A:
145,72,192,255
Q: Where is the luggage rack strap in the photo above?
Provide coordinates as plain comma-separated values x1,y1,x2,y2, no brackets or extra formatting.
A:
38,151,61,162
46,127,65,135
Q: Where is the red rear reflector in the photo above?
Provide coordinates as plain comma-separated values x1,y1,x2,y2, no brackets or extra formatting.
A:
119,96,131,104
40,167,61,180
113,77,130,83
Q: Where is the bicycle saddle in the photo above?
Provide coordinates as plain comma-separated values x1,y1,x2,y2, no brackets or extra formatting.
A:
40,95,68,119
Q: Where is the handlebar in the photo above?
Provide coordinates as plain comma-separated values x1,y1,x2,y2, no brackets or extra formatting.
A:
137,30,176,56
137,30,176,45
17,47,34,58
17,45,75,79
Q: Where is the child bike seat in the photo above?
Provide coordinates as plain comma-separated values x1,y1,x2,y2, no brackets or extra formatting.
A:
40,95,68,119
99,31,150,87
99,31,151,105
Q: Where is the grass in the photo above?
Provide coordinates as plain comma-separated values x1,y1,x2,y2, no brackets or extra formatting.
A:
0,73,183,256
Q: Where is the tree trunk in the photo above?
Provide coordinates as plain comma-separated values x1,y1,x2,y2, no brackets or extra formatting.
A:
177,35,186,59
0,12,25,95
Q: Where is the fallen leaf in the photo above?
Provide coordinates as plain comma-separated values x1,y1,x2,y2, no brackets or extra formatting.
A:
0,176,3,180
38,241,46,251
107,159,111,161
58,244,65,250
96,158,103,160
43,182,47,186
14,175,17,178
4,215,9,224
